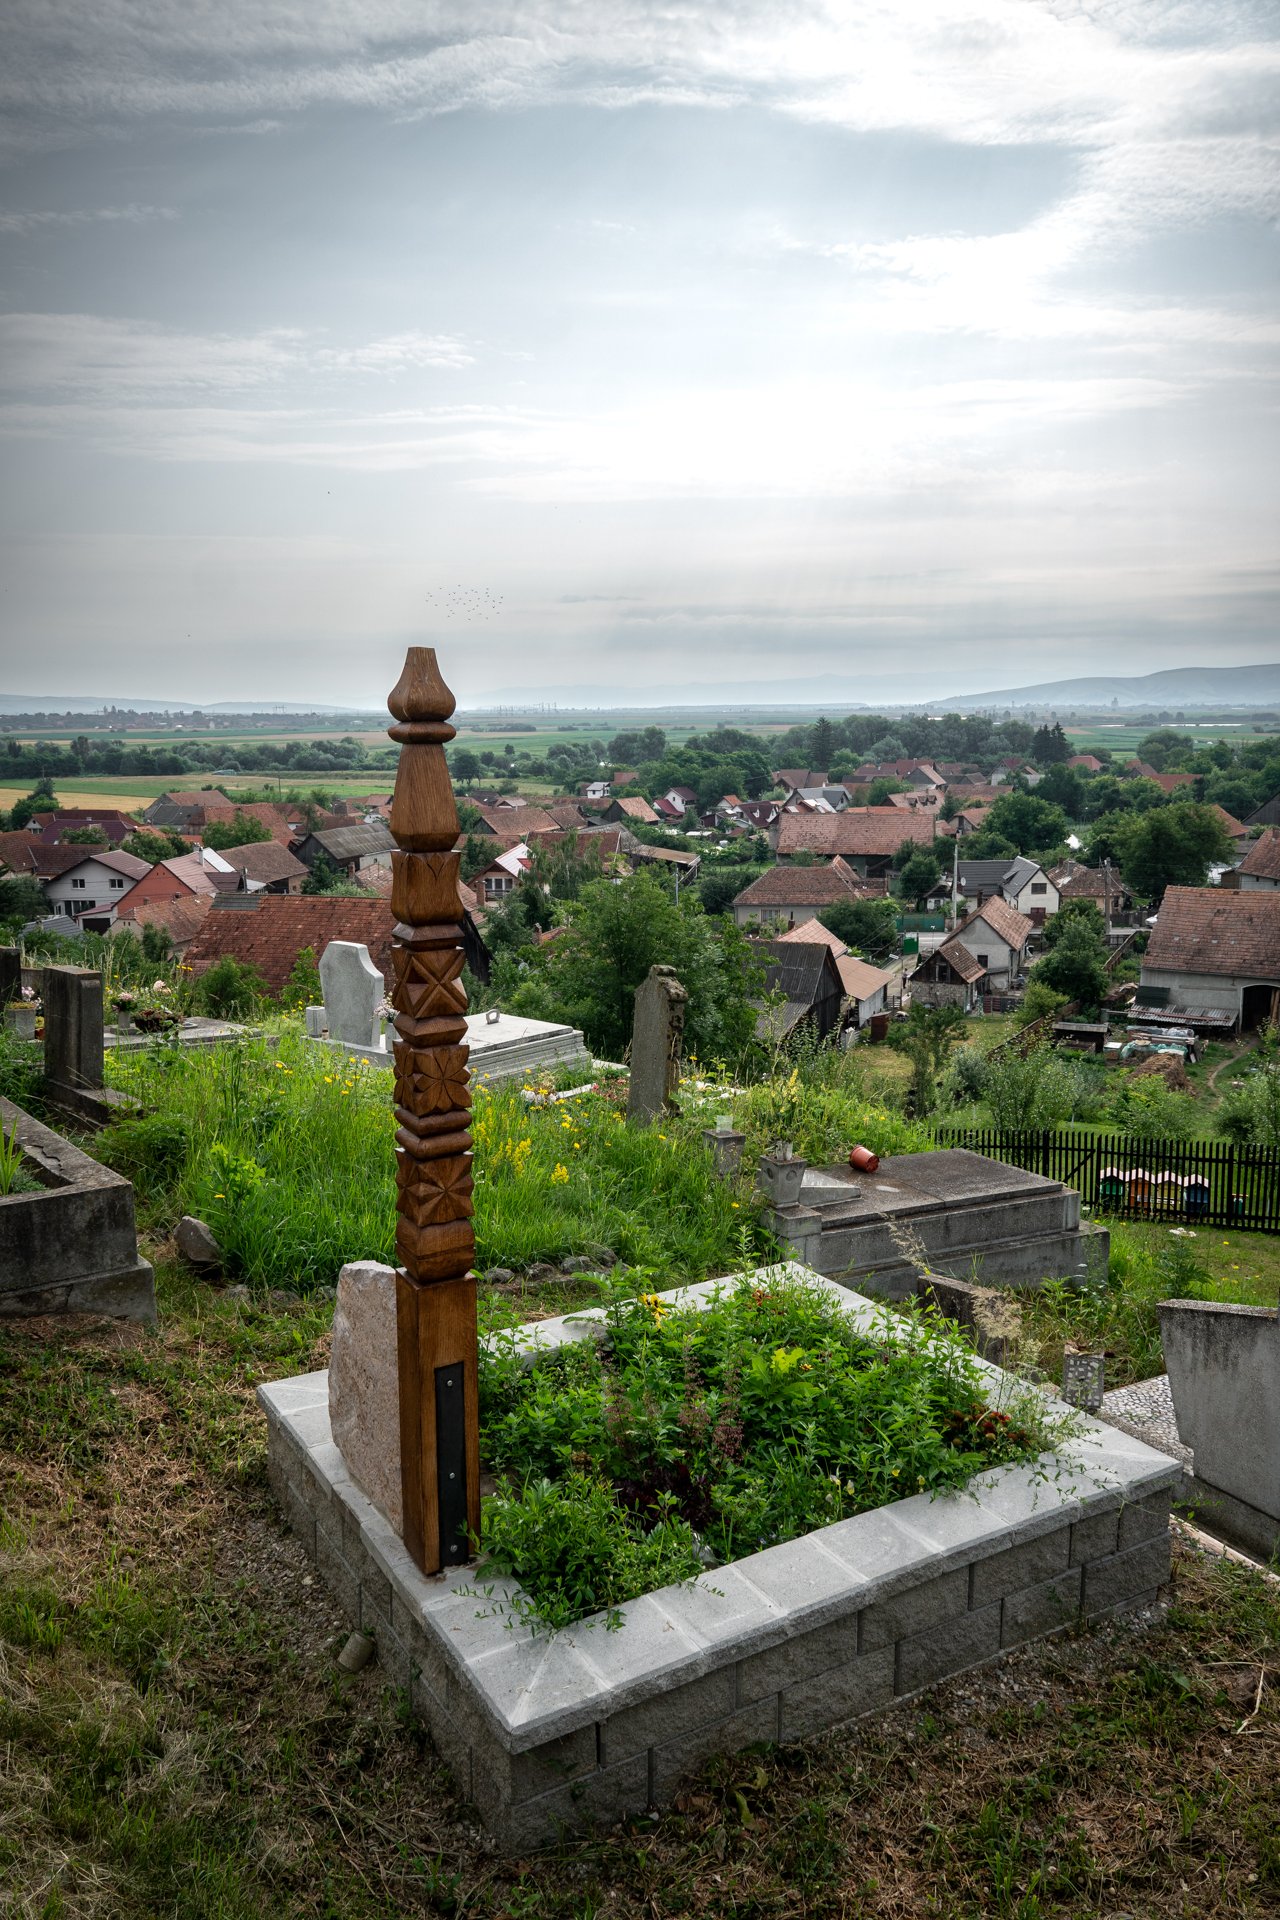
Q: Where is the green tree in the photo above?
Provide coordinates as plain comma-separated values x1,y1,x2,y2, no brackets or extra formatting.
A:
895,847,942,909
9,780,56,830
817,896,900,960
887,1003,966,1116
301,852,344,895
699,867,764,917
196,955,267,1018
975,791,1068,856
508,869,762,1064
460,834,495,883
0,875,48,926
121,827,192,863
1030,915,1108,1011
811,717,837,771
201,811,274,851
62,824,109,846
1116,803,1233,901
450,749,482,788
281,945,322,1010
1030,722,1070,765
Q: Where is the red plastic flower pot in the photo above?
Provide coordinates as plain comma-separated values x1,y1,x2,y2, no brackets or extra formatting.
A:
848,1144,879,1173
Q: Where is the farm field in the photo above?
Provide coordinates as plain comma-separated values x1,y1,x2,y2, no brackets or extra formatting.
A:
1063,721,1273,753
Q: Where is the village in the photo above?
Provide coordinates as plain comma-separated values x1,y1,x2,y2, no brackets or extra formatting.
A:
1,663,1278,1915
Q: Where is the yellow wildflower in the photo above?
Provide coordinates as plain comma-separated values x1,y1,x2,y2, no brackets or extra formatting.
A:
551,1163,569,1184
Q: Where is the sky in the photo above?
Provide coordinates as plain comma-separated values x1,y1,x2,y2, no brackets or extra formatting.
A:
0,1,1277,710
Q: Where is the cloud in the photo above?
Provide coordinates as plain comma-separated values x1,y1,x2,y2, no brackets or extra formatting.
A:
0,202,177,234
0,313,475,395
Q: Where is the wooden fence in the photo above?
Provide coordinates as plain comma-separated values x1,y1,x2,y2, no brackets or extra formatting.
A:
933,1126,1280,1233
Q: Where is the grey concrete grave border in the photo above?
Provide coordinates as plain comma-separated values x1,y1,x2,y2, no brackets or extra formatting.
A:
0,1095,155,1322
259,1265,1178,1848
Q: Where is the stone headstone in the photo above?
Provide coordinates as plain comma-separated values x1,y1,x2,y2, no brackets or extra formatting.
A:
42,965,104,1101
319,941,382,1049
329,1260,402,1535
627,964,687,1124
0,947,19,1012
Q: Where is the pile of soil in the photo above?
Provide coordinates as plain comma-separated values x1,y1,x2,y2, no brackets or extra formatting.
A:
1129,1053,1192,1092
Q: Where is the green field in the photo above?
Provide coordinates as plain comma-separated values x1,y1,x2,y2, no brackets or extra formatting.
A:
1063,722,1267,753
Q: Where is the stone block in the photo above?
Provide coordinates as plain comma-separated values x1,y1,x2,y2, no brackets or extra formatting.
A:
1117,1494,1171,1553
860,1569,968,1654
652,1697,780,1798
1001,1567,1082,1647
373,1621,411,1693
509,1725,599,1803
737,1609,861,1704
502,1753,652,1851
284,1476,317,1559
779,1644,896,1742
602,1668,736,1763
970,1527,1070,1610
1069,1505,1120,1565
1082,1535,1171,1619
735,1536,865,1625
315,1526,359,1624
895,1603,1001,1694
328,1261,402,1533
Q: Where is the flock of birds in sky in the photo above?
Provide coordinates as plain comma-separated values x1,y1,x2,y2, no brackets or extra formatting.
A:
423,587,503,623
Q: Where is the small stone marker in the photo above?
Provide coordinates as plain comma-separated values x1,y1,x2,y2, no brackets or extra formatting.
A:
319,940,383,1048
328,1260,403,1533
627,964,687,1123
175,1214,221,1269
304,1005,328,1037
1061,1351,1106,1412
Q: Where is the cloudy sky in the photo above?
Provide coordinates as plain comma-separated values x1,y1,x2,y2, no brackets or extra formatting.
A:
1,2,1276,709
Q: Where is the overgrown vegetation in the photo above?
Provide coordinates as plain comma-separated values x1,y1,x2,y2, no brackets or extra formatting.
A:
477,1274,1059,1630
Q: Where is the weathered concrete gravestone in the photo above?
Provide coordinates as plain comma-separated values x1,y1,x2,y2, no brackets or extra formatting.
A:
320,941,383,1050
627,964,687,1124
1159,1299,1279,1559
41,964,121,1128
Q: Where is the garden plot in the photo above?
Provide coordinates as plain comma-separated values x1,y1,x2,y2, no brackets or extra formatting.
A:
261,1265,1179,1848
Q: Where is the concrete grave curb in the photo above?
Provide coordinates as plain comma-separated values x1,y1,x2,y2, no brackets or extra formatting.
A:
259,1265,1178,1847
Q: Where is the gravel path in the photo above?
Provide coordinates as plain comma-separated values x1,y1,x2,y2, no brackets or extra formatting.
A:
1100,1373,1193,1471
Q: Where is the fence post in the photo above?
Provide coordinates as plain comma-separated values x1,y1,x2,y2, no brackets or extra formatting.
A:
1225,1144,1235,1230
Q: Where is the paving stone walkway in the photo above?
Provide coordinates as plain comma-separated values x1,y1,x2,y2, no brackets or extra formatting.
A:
1100,1374,1193,1473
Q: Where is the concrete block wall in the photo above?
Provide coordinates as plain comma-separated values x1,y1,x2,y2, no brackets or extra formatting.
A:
262,1322,1176,1849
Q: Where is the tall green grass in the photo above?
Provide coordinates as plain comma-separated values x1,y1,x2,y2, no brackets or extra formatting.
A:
100,1030,765,1290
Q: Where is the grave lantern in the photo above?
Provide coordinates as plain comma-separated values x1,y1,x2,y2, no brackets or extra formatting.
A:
386,647,481,1576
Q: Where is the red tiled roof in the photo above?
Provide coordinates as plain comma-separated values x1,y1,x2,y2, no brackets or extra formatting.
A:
1145,886,1280,981
609,796,659,823
114,893,213,950
0,832,86,878
1237,829,1280,883
957,895,1034,951
733,856,869,909
215,841,308,886
776,809,936,858
185,895,400,995
931,939,987,983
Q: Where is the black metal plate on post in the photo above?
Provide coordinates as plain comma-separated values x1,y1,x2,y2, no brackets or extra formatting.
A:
434,1362,470,1565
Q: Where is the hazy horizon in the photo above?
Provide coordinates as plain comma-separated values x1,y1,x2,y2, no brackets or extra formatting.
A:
2,4,1277,706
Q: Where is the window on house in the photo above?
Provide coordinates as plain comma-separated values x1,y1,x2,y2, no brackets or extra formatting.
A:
976,953,989,967
1031,882,1047,895
110,877,125,889
71,877,86,889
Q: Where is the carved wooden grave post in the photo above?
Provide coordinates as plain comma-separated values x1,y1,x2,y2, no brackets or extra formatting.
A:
387,647,481,1575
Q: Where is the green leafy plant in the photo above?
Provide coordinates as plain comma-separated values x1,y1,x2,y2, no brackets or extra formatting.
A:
475,1274,1060,1632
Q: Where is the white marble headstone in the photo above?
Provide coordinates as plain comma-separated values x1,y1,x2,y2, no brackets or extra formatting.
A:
319,940,382,1048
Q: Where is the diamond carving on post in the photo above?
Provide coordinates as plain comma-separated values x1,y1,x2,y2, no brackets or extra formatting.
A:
385,646,482,1576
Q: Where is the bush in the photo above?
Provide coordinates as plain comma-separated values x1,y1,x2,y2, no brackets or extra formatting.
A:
95,1114,194,1204
196,956,267,1019
1103,1075,1198,1141
1215,1061,1280,1148
982,1043,1077,1131
941,1044,988,1108
1016,980,1069,1029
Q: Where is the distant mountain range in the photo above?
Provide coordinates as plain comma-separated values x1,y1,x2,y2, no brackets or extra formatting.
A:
934,664,1280,710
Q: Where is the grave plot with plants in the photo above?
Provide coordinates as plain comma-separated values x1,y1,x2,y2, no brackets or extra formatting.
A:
474,1270,1061,1631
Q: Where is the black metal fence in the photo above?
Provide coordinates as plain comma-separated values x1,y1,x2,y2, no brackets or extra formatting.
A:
933,1127,1280,1233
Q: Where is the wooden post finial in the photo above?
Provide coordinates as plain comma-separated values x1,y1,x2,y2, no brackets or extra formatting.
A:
388,645,480,1575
